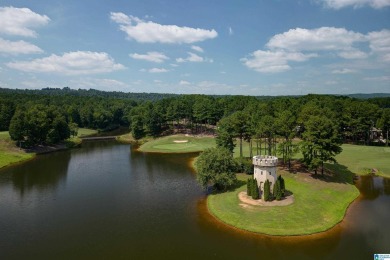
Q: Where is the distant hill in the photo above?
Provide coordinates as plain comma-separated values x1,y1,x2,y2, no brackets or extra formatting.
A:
0,87,389,101
346,93,390,99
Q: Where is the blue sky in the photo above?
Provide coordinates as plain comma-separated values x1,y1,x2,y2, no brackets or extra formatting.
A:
0,0,389,95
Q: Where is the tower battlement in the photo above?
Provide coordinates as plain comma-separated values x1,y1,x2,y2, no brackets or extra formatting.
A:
252,155,278,167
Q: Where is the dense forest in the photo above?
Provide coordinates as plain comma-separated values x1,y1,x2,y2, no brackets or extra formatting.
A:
1,87,389,153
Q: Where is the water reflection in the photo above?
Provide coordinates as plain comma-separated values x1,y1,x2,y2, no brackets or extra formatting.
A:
0,151,71,197
356,175,390,200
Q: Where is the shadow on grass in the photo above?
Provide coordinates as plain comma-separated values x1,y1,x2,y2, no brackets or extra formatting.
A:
310,163,356,185
208,179,246,195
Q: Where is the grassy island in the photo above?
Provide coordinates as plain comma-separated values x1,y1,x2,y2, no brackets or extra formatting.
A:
208,171,360,236
138,134,215,153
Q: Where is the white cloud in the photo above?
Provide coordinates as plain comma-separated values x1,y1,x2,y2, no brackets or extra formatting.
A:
367,29,390,62
338,49,368,59
7,51,125,75
148,68,169,73
332,68,357,74
321,0,390,9
363,75,390,81
130,51,169,63
244,27,390,73
176,52,213,63
0,38,43,54
367,29,390,52
229,27,233,35
191,45,204,53
241,50,316,73
179,80,191,85
0,6,50,37
267,27,365,52
110,12,217,44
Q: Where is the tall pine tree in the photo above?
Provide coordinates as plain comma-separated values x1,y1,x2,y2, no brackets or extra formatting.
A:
263,179,271,201
251,179,259,200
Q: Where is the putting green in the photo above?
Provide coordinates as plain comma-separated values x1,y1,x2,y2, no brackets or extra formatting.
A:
138,134,215,153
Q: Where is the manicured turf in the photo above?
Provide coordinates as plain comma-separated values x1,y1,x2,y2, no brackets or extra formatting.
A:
77,128,98,137
138,135,215,153
0,131,34,169
335,144,390,177
208,171,359,236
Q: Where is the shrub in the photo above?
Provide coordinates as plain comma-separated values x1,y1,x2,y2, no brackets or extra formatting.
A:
273,179,282,201
278,175,285,197
247,178,252,196
251,178,259,200
234,158,254,174
263,179,271,201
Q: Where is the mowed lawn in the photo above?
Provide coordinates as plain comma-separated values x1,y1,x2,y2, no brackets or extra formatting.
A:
0,131,34,169
138,134,215,153
335,144,390,177
208,171,359,236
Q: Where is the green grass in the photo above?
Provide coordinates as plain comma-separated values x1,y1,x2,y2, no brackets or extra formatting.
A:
77,128,98,137
138,134,216,153
334,144,390,178
208,171,359,236
0,131,35,169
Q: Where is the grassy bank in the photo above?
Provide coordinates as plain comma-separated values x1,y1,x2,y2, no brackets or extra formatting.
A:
66,128,99,147
335,144,390,178
0,131,34,169
208,171,359,236
138,134,215,153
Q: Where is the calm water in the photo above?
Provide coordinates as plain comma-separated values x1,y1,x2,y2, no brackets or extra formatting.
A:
0,141,389,259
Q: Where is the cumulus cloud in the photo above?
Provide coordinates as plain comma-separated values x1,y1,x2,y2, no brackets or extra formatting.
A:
110,12,217,44
7,51,125,75
241,50,316,73
267,27,365,52
191,45,204,53
367,29,390,62
243,27,390,73
0,6,50,37
179,80,191,85
0,38,43,55
332,68,356,74
176,52,213,63
130,51,169,63
321,0,390,9
148,68,169,73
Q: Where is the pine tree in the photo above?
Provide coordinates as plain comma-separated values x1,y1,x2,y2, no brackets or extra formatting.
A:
278,175,285,197
247,178,252,196
263,179,270,201
251,178,259,200
273,179,282,201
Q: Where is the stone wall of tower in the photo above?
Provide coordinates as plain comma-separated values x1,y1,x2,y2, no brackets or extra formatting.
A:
253,155,278,193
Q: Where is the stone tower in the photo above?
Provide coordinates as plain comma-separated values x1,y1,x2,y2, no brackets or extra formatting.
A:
253,155,278,194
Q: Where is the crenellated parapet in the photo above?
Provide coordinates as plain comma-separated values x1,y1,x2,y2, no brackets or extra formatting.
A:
252,155,278,167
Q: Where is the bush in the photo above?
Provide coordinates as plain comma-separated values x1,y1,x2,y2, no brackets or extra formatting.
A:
234,158,254,175
263,179,271,201
273,179,282,201
251,178,259,200
247,178,252,196
278,175,285,197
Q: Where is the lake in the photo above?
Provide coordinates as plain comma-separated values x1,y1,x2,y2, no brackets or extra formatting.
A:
0,141,389,259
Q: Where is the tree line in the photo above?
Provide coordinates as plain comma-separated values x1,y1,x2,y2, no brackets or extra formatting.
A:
1,88,389,154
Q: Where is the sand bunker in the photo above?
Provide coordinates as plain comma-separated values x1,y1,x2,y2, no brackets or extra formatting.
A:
173,140,189,143
238,191,294,207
